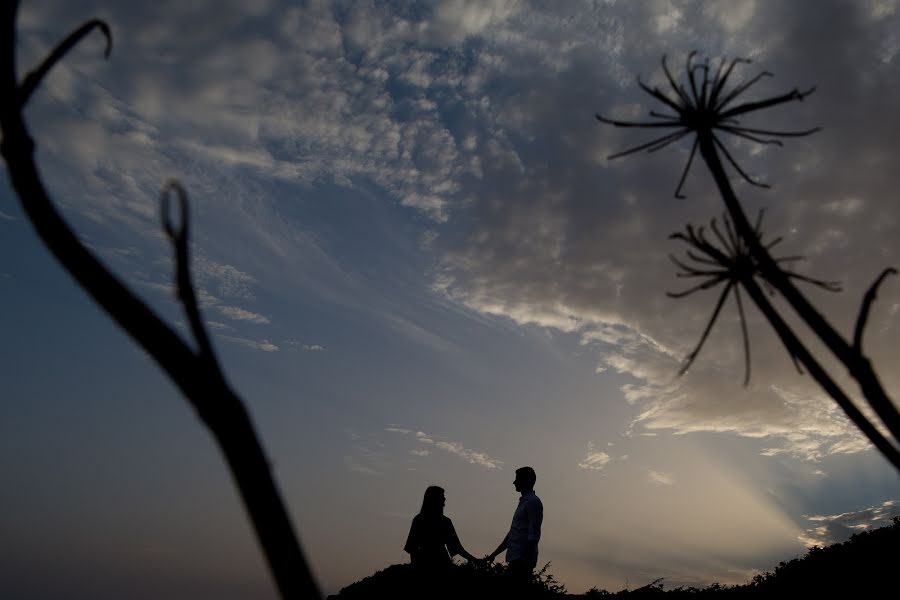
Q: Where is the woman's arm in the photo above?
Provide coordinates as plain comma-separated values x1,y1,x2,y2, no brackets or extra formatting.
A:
446,518,481,563
487,534,508,562
404,516,420,557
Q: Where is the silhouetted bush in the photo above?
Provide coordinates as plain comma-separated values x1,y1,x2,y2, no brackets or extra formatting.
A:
327,560,566,599
331,518,900,598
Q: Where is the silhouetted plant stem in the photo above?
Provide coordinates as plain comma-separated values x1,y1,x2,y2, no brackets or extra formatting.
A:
597,54,900,471
0,4,320,598
696,133,900,452
669,215,900,470
737,266,900,471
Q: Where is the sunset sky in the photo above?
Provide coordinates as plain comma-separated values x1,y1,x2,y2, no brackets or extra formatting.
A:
2,1,900,598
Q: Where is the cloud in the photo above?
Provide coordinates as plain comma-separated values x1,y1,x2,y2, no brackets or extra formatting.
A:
430,0,900,464
193,257,257,300
415,431,436,445
0,210,17,220
434,441,503,469
385,426,413,435
19,0,900,473
217,335,278,352
799,500,900,547
215,306,270,324
344,456,380,476
647,470,675,486
578,442,612,471
285,340,326,352
387,426,503,469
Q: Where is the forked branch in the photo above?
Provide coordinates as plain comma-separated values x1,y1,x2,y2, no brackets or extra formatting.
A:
0,5,320,598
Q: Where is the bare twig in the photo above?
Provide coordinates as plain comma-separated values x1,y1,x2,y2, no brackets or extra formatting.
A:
18,18,111,106
1,6,321,598
854,268,898,352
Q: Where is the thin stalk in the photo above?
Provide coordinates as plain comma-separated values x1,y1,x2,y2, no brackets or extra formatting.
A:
739,273,900,471
0,5,320,598
697,132,900,451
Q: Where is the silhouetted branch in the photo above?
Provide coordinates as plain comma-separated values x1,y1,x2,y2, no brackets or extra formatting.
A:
720,86,817,119
715,70,772,112
595,51,900,471
739,264,900,472
734,285,751,386
638,76,684,113
676,281,733,377
161,180,220,365
1,5,321,597
668,210,852,389
594,113,680,128
712,134,771,188
719,125,784,146
725,125,821,138
607,128,689,159
780,269,842,292
674,138,698,198
18,18,111,106
854,268,898,352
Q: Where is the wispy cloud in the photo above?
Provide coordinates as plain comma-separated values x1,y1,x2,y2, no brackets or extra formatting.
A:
386,426,503,469
193,257,257,300
217,335,278,352
285,340,326,352
215,306,270,324
137,274,272,332
799,500,900,547
0,210,16,220
385,426,413,435
578,442,612,471
434,441,503,469
344,456,380,476
647,470,675,486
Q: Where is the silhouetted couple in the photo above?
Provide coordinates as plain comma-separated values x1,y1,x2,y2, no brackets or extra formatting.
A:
404,466,543,583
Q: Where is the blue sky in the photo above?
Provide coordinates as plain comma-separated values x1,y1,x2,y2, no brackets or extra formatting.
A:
2,0,900,597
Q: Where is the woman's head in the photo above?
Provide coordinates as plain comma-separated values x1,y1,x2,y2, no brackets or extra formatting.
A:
420,485,446,516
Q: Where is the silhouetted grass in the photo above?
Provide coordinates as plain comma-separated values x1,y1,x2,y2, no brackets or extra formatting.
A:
330,517,900,598
328,560,565,599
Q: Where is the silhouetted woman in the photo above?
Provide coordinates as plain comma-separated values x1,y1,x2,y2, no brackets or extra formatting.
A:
404,486,479,568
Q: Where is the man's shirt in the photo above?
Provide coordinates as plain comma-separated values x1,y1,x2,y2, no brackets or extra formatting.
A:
506,490,543,563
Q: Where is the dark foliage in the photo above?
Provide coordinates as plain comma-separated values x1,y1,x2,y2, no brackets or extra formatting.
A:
331,519,900,598
328,561,566,600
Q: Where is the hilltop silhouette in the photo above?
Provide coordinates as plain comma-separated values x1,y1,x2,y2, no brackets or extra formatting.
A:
328,517,899,599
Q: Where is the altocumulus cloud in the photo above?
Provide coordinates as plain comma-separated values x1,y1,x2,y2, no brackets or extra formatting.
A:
17,0,900,463
430,0,900,462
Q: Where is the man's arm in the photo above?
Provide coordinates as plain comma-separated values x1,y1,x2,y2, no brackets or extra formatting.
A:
487,534,508,562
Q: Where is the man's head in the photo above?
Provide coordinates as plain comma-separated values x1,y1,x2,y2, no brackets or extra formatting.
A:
513,466,536,493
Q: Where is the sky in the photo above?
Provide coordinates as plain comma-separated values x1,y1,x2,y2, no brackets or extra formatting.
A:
2,0,900,597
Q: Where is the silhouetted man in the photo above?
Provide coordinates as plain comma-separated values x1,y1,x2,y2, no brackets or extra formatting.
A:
487,466,543,583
